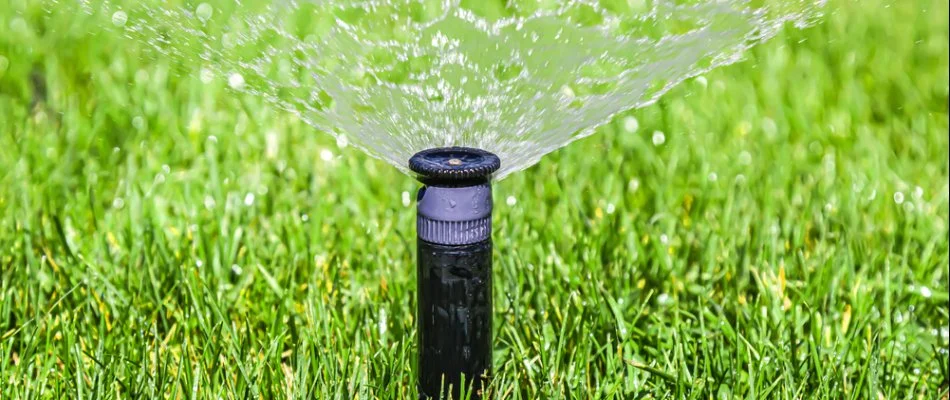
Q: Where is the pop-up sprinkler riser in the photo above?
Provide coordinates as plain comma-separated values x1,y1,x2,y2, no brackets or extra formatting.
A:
409,147,500,400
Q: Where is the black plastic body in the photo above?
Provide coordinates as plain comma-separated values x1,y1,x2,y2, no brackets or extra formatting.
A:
417,239,492,399
410,147,499,400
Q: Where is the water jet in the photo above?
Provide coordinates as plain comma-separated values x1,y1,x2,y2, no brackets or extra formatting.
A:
409,147,500,400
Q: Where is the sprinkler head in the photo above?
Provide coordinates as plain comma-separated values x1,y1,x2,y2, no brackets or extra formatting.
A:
410,147,499,400
409,147,500,183
410,147,499,246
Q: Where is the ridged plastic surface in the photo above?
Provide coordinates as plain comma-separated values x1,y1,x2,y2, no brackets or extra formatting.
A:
417,214,491,245
409,147,500,181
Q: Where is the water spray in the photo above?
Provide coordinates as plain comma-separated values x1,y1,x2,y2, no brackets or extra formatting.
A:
409,147,500,400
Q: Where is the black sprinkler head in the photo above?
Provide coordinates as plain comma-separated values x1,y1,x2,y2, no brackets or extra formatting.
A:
410,147,500,400
409,146,500,183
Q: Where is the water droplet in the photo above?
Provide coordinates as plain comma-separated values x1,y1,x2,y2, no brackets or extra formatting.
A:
707,172,718,182
204,195,216,210
111,11,128,27
913,186,924,200
196,3,214,22
378,308,388,336
893,191,905,204
622,116,639,133
695,76,707,88
762,117,778,138
265,131,279,159
195,260,203,268
402,191,411,207
738,151,752,165
606,203,616,214
112,197,125,209
657,293,672,306
200,68,214,84
132,116,147,131
228,72,245,90
231,264,243,276
652,131,666,146
244,193,255,206
320,149,334,161
336,135,349,148
506,196,517,206
660,234,669,244
919,286,932,298
559,85,575,99
628,178,640,192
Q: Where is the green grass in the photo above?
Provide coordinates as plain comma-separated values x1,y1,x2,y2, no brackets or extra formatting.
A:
1,0,948,398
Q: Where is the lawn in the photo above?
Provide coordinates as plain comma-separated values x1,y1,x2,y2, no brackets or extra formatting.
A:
0,0,948,398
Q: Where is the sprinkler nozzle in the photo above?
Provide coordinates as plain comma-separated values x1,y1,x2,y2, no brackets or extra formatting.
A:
410,147,499,400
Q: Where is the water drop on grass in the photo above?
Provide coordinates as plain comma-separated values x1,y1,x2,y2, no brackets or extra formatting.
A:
200,68,214,84
378,308,388,336
893,191,905,204
628,178,640,192
762,118,778,139
606,203,616,214
132,116,146,131
652,131,666,146
320,149,334,161
204,195,216,210
228,72,245,90
919,286,932,298
265,131,279,159
244,193,255,206
738,151,752,165
695,76,707,88
506,196,517,206
622,116,639,133
196,3,213,23
111,11,128,27
402,191,411,207
708,172,718,182
912,186,923,199
559,85,575,100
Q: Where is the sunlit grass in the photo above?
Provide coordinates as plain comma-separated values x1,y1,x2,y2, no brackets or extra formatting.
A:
0,0,947,398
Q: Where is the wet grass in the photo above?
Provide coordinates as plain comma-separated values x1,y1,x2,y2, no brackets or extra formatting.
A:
1,0,948,398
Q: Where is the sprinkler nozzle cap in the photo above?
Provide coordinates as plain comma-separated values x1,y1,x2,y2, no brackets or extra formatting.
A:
409,147,500,182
